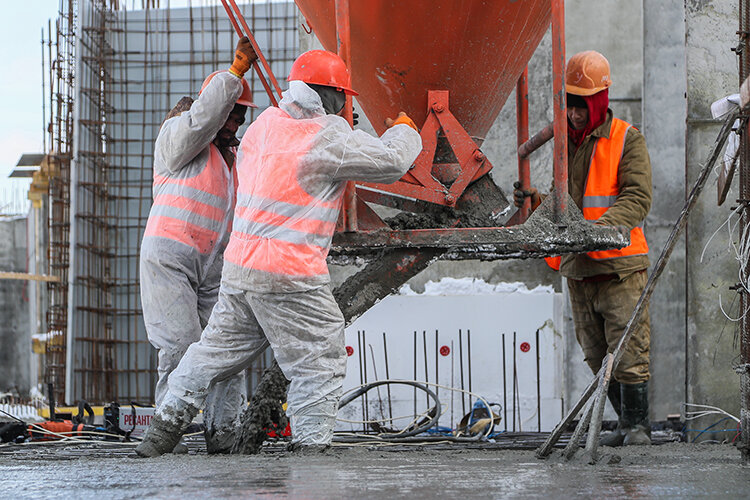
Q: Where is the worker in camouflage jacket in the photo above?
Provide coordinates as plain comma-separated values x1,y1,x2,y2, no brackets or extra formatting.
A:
514,51,653,446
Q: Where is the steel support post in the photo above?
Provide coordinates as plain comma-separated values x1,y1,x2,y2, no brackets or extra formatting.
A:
516,66,531,222
550,0,568,221
739,0,750,465
336,0,357,231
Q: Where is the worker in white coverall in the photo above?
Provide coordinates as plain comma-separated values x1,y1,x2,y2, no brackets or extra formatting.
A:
135,49,422,457
139,38,258,454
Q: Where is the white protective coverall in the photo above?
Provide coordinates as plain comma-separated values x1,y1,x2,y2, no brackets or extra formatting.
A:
163,80,422,445
140,72,247,447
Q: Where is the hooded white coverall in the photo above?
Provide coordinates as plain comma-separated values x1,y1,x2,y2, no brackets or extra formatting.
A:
140,72,247,446
163,80,422,445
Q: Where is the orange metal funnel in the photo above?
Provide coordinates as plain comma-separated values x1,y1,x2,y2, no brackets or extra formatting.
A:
295,0,551,138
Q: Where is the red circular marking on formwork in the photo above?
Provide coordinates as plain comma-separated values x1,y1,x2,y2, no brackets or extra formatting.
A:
520,342,531,353
346,346,354,356
440,345,451,356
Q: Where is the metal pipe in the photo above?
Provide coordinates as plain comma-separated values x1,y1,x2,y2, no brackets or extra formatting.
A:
459,329,466,416
335,0,357,231
516,67,531,221
502,333,507,431
422,330,429,408
551,0,568,220
518,122,554,159
536,328,541,432
220,0,280,107
382,332,393,424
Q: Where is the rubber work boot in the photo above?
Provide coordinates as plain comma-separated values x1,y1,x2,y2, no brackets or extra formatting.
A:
204,425,237,455
286,442,330,455
600,380,626,447
172,439,189,454
135,398,198,458
621,381,651,446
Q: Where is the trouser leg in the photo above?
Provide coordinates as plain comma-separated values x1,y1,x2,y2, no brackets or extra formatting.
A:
567,279,608,375
249,285,347,447
167,284,268,410
197,277,247,454
140,259,202,407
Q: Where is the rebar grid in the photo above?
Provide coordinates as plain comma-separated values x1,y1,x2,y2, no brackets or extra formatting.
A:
45,0,298,404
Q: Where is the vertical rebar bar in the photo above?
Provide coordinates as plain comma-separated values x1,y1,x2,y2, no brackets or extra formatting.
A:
536,327,541,432
382,332,393,424
516,66,531,222
459,329,466,416
502,332,507,431
551,0,568,220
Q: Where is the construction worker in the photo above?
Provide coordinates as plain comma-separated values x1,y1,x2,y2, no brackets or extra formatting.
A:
514,51,653,446
134,49,422,458
139,37,258,454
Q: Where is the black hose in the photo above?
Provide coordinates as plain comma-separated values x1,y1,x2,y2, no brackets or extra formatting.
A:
338,380,441,438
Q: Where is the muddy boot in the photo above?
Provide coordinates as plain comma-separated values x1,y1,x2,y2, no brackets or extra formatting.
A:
286,442,330,454
621,381,651,446
204,425,237,455
135,397,198,458
172,439,189,454
600,380,626,447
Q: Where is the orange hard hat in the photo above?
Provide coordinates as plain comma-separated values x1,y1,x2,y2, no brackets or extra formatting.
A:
200,70,257,108
565,51,612,97
288,50,358,96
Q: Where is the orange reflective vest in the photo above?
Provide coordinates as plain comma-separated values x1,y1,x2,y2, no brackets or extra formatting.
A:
545,117,648,271
224,107,343,279
144,144,236,254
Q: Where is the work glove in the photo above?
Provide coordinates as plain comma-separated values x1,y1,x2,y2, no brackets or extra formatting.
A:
513,181,541,209
385,111,418,131
229,37,258,78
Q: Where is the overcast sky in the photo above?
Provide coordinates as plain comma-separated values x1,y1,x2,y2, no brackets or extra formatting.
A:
0,1,259,212
0,2,60,208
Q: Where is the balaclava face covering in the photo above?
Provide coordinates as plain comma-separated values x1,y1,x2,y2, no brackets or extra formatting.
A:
308,83,346,115
567,88,609,148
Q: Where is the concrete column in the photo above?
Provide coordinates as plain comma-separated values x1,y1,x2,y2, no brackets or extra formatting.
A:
642,0,688,421
685,0,741,438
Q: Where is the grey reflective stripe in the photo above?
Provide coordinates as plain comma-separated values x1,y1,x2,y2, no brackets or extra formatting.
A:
151,203,222,231
237,193,339,223
155,182,227,209
233,216,331,248
582,195,618,208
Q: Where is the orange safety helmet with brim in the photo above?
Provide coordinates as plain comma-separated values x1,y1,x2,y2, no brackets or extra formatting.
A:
200,70,258,108
287,50,359,96
565,50,611,97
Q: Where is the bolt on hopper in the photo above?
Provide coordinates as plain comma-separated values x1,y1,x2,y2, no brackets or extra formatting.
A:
291,0,628,262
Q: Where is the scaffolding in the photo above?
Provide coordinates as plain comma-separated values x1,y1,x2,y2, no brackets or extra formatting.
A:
44,0,299,405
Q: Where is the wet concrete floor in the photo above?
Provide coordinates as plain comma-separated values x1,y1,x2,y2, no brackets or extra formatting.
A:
1,442,747,499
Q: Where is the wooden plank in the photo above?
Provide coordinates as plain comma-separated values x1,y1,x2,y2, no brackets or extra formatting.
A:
0,272,61,282
741,74,750,109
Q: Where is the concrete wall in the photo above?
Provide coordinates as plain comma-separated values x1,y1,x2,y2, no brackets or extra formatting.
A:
0,216,31,397
684,0,741,435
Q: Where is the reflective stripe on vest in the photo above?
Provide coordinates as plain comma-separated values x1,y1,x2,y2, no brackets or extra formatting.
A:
544,118,648,271
144,144,234,254
582,117,648,261
224,107,343,277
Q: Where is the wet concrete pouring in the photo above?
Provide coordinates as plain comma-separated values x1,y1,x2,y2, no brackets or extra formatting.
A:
1,437,747,498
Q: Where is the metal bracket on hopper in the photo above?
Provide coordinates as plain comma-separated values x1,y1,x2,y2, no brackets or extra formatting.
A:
358,90,493,207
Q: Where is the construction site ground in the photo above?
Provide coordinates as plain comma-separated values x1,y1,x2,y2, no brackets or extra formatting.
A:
2,437,747,498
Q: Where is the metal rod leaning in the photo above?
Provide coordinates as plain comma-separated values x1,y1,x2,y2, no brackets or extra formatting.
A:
220,0,281,107
583,353,614,462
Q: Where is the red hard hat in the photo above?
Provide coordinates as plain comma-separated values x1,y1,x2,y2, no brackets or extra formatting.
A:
200,71,257,108
288,50,358,96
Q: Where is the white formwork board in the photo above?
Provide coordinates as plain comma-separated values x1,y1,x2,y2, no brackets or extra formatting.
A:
339,287,564,433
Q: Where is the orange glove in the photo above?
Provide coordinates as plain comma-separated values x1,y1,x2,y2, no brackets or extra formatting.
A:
229,37,258,78
385,111,418,131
